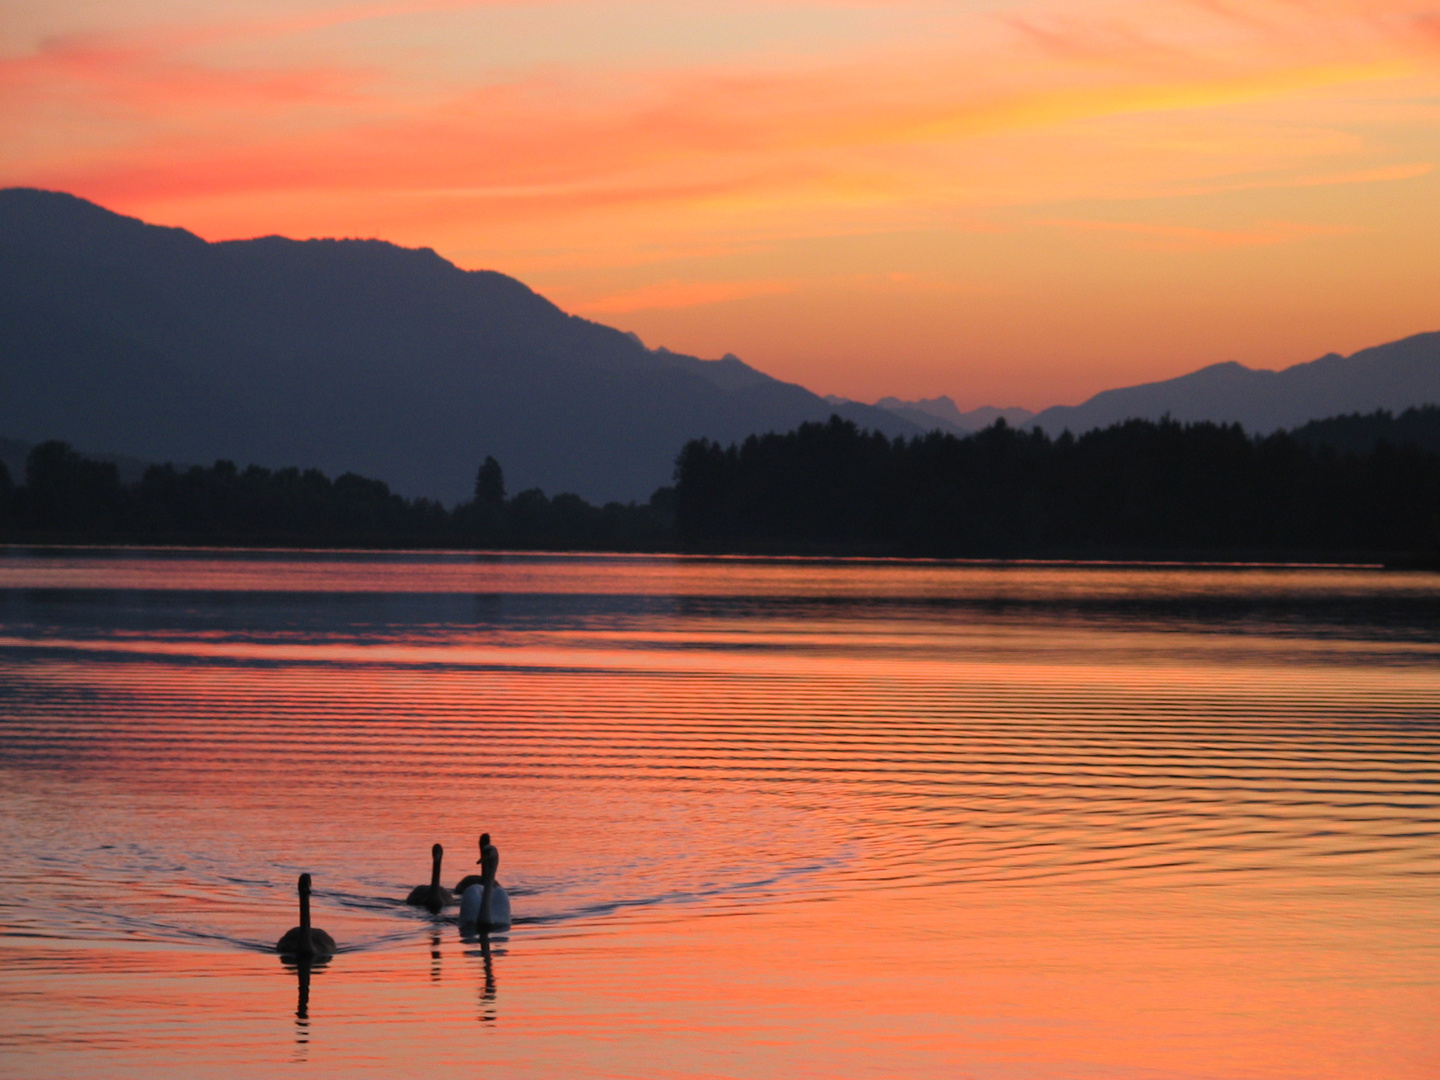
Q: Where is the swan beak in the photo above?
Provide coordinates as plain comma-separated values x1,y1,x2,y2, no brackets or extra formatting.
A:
476,859,483,864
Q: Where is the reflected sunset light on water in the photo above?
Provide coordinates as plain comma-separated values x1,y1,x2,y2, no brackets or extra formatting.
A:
1,550,1438,1077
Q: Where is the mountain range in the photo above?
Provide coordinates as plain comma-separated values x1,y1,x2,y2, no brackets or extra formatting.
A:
3,187,1438,503
1024,334,1440,436
826,395,1034,435
0,188,915,504
853,340,1440,438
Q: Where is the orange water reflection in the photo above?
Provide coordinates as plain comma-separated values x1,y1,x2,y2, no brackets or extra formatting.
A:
0,551,1438,1078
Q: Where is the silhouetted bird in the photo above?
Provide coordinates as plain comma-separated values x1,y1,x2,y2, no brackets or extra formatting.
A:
406,843,455,913
276,873,337,959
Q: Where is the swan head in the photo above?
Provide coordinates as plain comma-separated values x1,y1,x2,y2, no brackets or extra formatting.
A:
298,873,312,896
477,833,490,863
432,843,443,862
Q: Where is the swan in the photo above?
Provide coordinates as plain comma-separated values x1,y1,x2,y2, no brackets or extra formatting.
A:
460,880,510,929
276,873,337,958
406,843,455,913
453,832,498,894
456,832,510,929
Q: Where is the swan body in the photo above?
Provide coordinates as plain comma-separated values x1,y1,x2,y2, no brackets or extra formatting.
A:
460,881,511,929
277,924,336,957
456,832,509,928
405,882,453,907
277,873,337,959
455,832,506,919
406,843,454,913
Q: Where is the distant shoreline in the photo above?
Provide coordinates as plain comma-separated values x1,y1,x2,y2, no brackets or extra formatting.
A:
0,541,1410,571
6,408,1439,566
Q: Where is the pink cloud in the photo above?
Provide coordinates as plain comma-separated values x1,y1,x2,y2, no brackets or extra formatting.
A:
2,0,1436,277
0,31,372,114
13,39,1418,216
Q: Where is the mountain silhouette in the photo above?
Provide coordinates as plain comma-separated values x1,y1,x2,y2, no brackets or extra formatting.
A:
1029,333,1440,436
0,188,916,503
824,394,1033,435
874,396,1034,434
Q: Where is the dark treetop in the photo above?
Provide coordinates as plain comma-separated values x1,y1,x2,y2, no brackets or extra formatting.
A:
0,442,673,551
672,409,1440,560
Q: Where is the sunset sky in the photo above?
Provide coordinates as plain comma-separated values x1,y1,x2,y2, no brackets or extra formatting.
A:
3,0,1438,408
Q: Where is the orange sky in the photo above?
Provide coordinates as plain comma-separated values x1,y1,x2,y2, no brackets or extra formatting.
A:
3,0,1439,408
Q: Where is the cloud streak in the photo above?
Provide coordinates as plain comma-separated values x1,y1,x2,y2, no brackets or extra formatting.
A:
0,31,371,112
572,277,797,313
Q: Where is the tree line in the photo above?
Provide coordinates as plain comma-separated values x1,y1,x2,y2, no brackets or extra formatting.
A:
4,406,1438,558
673,407,1440,559
0,443,674,550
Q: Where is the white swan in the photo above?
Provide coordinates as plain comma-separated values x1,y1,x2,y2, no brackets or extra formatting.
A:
456,832,510,929
460,879,511,929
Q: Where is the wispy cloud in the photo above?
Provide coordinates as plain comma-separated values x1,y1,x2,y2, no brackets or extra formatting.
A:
12,42,1422,219
572,277,796,313
0,33,373,114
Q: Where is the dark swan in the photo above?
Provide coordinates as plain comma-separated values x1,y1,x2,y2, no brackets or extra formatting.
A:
406,843,455,913
453,833,497,894
276,873,337,958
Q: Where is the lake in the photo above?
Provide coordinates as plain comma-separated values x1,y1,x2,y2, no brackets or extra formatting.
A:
1,549,1438,1078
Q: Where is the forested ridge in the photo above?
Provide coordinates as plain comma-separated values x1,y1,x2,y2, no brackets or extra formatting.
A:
0,443,673,550
674,407,1440,559
3,406,1439,559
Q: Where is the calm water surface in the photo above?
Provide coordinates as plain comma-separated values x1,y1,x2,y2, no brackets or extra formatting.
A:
1,550,1438,1078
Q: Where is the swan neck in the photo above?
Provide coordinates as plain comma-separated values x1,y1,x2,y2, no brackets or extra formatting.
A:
300,888,311,931
430,853,442,890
